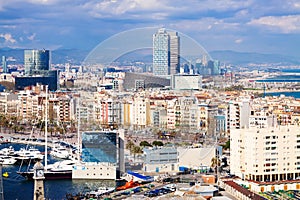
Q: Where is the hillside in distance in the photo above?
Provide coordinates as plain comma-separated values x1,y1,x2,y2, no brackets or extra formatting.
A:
210,50,300,66
0,48,88,65
1,47,299,66
114,49,300,66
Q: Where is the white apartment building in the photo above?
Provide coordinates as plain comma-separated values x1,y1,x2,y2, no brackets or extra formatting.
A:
227,99,250,131
0,93,19,117
176,97,199,130
249,110,277,128
132,95,150,129
199,103,208,131
166,99,177,129
18,91,40,121
230,125,300,182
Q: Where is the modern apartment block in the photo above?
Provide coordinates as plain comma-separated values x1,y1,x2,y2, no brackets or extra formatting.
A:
132,95,151,129
230,125,300,182
227,99,250,131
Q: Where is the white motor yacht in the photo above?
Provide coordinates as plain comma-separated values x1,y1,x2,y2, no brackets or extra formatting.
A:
14,147,44,160
0,156,17,165
87,187,115,197
45,159,77,172
0,146,15,156
50,146,70,159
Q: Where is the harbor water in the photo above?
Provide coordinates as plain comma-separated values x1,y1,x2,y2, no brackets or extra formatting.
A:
1,143,115,200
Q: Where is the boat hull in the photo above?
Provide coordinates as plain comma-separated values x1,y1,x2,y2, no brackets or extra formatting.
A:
17,170,72,180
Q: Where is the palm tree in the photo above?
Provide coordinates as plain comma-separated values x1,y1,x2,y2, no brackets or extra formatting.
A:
211,157,220,173
0,115,6,132
126,140,135,151
295,118,299,126
131,146,143,159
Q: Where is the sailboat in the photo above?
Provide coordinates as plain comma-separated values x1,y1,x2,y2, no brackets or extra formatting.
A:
17,85,74,180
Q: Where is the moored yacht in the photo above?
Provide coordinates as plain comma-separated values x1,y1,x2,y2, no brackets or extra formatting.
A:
50,146,71,159
86,187,115,198
46,159,76,172
0,146,15,156
0,156,17,165
14,147,44,161
17,159,76,180
17,86,76,180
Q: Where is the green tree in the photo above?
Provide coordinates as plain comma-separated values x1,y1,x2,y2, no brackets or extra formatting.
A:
140,141,152,147
222,140,230,150
131,145,143,158
126,140,135,151
152,141,164,147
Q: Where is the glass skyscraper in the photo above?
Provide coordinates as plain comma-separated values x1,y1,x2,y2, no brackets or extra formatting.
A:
81,131,117,163
169,31,180,75
24,49,50,75
15,49,58,91
2,56,7,73
153,28,180,76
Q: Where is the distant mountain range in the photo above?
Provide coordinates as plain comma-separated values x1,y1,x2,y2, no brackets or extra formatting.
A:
0,47,299,66
209,50,300,66
0,48,89,65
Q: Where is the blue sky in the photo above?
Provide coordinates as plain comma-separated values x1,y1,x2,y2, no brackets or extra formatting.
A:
0,0,300,57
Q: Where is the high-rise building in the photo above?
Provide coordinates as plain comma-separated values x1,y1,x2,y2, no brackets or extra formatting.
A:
24,50,50,75
15,49,58,91
169,31,180,75
2,56,7,73
153,28,180,76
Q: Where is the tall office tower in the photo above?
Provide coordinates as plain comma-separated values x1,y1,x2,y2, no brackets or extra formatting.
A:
2,56,7,73
24,49,50,75
212,60,220,75
153,28,169,76
202,55,208,67
153,28,180,76
15,49,58,91
169,31,180,75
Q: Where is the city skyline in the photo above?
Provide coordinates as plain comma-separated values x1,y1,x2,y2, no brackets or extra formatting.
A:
0,1,300,58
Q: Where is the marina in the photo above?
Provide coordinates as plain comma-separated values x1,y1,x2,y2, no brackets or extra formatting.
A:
0,142,117,199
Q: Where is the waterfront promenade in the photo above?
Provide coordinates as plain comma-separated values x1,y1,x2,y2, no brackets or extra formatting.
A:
0,130,78,146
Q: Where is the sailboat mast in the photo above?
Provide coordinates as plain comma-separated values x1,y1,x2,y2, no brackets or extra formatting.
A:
45,85,48,168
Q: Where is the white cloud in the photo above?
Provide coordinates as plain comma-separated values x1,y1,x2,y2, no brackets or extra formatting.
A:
235,39,243,44
169,18,240,33
248,15,300,33
0,33,16,43
295,3,300,8
0,25,16,29
27,33,36,41
84,0,175,18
